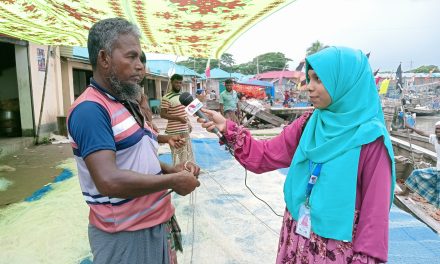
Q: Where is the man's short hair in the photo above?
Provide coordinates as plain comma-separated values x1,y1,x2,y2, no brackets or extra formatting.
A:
225,79,234,85
171,74,183,81
87,18,141,70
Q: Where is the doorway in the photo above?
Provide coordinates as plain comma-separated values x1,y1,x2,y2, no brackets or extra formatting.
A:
0,42,21,137
73,69,92,99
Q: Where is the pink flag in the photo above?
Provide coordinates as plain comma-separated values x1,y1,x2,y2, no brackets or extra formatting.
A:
205,58,211,78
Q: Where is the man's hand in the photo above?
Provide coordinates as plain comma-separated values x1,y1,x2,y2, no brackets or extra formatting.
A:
171,161,201,195
174,161,201,177
168,135,186,148
178,116,188,124
172,170,200,196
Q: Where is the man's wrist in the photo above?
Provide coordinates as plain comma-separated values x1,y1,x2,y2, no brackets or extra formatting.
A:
160,162,175,174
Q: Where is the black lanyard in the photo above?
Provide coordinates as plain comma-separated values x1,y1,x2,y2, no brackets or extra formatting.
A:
89,79,145,129
121,100,145,129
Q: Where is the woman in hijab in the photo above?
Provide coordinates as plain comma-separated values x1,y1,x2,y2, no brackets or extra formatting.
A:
197,47,395,263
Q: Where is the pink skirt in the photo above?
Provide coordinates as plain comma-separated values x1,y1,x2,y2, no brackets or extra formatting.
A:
276,209,379,264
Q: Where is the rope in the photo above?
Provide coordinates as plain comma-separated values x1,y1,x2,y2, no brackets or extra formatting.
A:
401,105,420,169
184,193,192,263
189,190,196,264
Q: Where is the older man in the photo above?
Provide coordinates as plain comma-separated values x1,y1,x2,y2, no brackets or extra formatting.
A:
67,18,200,264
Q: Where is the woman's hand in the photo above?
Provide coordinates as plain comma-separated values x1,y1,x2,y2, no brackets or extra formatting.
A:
196,109,227,133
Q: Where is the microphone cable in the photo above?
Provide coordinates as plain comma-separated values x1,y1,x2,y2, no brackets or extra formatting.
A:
224,140,283,218
244,168,284,218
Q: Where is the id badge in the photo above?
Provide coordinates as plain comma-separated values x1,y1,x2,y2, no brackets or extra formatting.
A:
295,203,311,239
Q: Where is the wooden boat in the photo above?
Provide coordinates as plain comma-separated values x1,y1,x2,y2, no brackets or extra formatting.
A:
391,136,440,233
270,106,314,122
239,101,285,127
394,184,440,234
406,106,439,116
391,135,436,170
390,130,434,152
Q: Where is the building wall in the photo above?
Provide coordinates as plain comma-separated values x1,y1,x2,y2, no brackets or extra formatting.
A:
28,44,63,135
206,79,220,97
413,77,440,86
15,45,34,136
61,59,92,115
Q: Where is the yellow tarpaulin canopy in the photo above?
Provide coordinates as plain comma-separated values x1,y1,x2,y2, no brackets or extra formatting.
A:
0,0,295,58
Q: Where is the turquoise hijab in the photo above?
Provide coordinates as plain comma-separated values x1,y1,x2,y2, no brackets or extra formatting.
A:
284,46,395,241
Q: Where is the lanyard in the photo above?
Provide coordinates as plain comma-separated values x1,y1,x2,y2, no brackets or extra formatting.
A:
305,160,322,207
89,80,145,129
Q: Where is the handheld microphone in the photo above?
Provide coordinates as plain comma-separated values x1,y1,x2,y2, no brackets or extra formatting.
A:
179,92,228,144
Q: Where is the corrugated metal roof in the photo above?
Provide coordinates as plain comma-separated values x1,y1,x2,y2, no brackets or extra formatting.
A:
72,46,89,61
230,72,246,80
68,48,201,77
255,70,305,80
237,79,273,87
147,60,201,77
376,72,440,78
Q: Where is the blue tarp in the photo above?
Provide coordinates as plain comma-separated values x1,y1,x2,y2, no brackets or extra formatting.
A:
24,169,74,202
159,139,440,263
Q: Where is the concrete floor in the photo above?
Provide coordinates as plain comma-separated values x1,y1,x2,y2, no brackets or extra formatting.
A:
0,137,34,159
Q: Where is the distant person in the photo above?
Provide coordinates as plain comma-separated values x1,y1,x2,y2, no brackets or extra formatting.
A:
219,79,240,123
283,90,290,107
398,122,440,216
160,74,195,165
209,89,217,100
138,52,186,148
197,47,395,263
289,88,295,101
196,88,207,106
267,94,274,106
137,51,155,130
